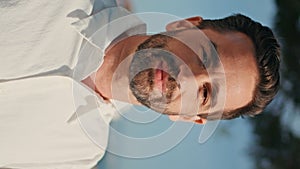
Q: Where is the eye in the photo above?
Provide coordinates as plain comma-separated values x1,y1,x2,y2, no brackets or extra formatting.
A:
202,85,208,105
199,84,209,106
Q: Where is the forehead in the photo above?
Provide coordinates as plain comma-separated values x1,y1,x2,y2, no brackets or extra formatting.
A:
201,29,259,113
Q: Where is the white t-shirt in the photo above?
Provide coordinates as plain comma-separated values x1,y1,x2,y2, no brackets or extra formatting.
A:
0,0,145,168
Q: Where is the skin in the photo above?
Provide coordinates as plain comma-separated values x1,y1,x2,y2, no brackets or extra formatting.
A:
84,16,259,124
170,28,258,122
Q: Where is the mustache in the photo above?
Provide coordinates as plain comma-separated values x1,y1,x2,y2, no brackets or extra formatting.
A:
128,33,182,113
129,68,179,103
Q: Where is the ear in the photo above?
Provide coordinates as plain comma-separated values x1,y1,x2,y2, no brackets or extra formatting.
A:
168,115,207,124
166,16,203,31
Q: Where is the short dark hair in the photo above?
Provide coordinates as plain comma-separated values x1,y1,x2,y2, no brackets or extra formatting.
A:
197,14,281,120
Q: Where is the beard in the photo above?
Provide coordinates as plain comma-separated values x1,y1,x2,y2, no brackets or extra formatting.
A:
129,34,180,114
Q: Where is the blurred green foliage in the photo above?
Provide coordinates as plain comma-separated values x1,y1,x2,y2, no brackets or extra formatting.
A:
276,0,300,106
250,0,300,168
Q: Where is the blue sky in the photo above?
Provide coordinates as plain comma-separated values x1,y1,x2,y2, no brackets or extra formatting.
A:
131,0,276,27
98,0,276,168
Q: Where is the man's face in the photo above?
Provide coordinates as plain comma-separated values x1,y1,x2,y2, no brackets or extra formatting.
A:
129,27,258,121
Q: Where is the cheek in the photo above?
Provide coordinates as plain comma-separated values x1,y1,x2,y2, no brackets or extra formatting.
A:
165,99,181,114
167,88,200,115
172,46,195,63
130,69,153,95
158,87,181,113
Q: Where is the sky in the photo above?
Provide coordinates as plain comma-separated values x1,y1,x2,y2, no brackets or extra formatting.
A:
97,0,277,169
131,0,276,27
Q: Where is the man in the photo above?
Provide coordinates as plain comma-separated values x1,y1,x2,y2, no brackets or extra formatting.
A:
0,0,280,168
82,14,280,123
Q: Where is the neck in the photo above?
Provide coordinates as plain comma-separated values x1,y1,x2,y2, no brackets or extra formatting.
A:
88,35,149,104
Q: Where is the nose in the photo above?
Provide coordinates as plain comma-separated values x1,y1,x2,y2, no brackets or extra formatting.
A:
176,65,201,116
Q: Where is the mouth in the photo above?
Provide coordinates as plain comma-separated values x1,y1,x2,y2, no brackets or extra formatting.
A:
154,62,170,93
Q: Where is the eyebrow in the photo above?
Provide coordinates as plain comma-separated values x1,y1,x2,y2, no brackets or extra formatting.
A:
210,79,220,110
